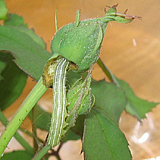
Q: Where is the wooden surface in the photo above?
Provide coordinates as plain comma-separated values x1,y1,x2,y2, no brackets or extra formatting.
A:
1,0,160,159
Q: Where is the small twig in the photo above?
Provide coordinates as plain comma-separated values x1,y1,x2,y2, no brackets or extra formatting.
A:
57,142,63,152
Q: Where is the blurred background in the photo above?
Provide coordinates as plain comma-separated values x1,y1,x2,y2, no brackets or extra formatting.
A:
1,0,160,159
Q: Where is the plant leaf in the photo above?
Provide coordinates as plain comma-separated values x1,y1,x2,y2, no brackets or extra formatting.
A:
97,59,158,120
62,129,80,143
0,51,12,80
83,108,132,160
4,14,28,27
0,51,27,111
118,79,158,120
4,14,46,48
91,80,127,124
1,150,33,160
62,115,84,142
0,26,51,80
71,115,85,137
0,0,8,20
28,105,51,131
82,80,131,160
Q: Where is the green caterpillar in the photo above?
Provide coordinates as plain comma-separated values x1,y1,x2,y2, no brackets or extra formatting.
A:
47,58,69,147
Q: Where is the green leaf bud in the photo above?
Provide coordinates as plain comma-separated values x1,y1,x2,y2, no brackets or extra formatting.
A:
51,19,105,72
51,5,138,72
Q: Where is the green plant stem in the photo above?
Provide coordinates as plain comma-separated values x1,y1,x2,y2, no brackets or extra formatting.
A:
32,144,51,160
0,77,47,157
32,105,38,153
97,58,120,87
0,111,34,155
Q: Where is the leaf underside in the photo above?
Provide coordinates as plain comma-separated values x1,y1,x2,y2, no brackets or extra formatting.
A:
0,26,51,81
